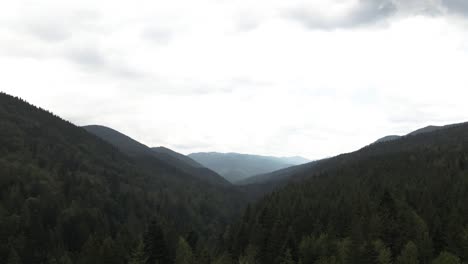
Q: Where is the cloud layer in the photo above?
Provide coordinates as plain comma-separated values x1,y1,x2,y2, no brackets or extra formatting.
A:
1,0,468,159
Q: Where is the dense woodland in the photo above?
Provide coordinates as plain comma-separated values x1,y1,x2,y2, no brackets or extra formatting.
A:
226,124,468,263
1,92,468,264
0,93,244,263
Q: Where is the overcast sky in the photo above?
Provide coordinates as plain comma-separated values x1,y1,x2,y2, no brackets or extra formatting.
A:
2,0,468,159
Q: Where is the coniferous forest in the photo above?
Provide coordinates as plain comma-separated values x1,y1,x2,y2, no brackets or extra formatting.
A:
1,91,468,264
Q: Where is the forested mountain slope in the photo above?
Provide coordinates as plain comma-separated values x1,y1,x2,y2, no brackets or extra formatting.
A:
83,125,229,186
152,146,204,168
237,161,316,185
373,123,462,144
242,122,468,186
226,122,468,264
0,93,243,263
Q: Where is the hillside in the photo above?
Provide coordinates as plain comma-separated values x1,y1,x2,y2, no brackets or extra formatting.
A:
188,152,309,183
243,122,468,186
237,161,315,185
373,123,464,144
83,125,230,186
226,121,468,263
0,93,243,263
152,146,203,168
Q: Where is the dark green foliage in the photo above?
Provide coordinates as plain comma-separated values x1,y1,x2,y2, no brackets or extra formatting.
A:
0,92,245,263
174,237,194,264
129,240,148,264
226,121,468,264
432,251,461,264
143,220,170,264
7,248,22,264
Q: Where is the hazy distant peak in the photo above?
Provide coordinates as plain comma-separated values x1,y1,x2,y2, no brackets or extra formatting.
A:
279,156,311,165
188,152,310,183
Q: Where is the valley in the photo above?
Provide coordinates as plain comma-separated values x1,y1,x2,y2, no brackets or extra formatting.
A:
1,92,468,263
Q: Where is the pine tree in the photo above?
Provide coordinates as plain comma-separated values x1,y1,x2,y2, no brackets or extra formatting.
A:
279,249,296,264
7,248,22,264
143,220,170,264
238,245,258,264
175,237,193,264
336,238,351,264
212,252,233,264
431,251,460,264
379,191,399,252
374,240,392,264
396,241,418,264
59,253,73,264
186,231,199,251
100,237,120,264
129,240,148,264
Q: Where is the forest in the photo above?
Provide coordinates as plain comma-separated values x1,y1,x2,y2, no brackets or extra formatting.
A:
1,91,468,264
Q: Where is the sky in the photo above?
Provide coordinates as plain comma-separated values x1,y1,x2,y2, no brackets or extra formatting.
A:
1,0,468,160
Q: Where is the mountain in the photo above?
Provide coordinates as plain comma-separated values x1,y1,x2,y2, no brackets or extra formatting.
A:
188,152,309,183
373,123,464,144
83,125,230,186
82,125,154,156
0,93,243,263
279,156,311,165
374,135,401,143
5,89,468,263
244,122,468,186
227,121,468,263
237,161,316,185
152,146,203,168
408,125,446,136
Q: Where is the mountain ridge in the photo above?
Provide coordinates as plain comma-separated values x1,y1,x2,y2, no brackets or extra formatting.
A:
241,121,468,186
373,123,467,144
83,125,230,186
188,152,310,183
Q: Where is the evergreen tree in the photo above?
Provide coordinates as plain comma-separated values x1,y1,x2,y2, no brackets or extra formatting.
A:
431,251,460,264
336,238,351,264
194,247,212,264
279,248,296,264
129,240,148,264
212,252,233,264
374,240,393,264
175,237,193,264
59,253,74,264
7,248,22,264
186,231,199,251
100,237,121,264
238,245,258,264
143,220,170,264
397,242,419,264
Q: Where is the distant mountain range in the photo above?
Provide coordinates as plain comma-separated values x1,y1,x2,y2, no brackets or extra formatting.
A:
188,152,310,183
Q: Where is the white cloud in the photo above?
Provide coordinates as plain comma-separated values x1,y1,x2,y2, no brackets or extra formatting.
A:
1,0,468,159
